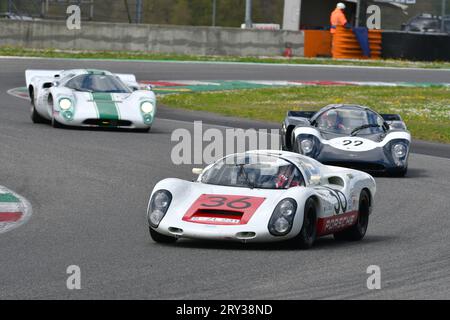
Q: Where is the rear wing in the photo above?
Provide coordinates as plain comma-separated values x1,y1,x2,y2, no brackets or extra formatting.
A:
381,114,407,130
25,70,62,88
115,73,139,90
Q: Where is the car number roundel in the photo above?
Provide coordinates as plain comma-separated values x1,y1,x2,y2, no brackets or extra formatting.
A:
329,137,378,152
183,194,266,225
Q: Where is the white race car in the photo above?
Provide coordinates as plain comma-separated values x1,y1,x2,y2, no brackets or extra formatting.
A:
26,69,156,132
147,150,376,249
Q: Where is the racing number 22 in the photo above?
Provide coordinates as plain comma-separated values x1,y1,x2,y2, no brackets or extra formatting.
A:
201,196,252,210
343,140,363,147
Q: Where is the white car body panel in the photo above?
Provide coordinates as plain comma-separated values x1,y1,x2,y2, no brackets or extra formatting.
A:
293,127,412,152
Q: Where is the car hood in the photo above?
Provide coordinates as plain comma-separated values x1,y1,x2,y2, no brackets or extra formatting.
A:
151,178,306,226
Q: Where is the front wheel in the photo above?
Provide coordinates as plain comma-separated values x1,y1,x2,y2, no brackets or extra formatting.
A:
334,190,370,242
135,127,151,133
149,228,178,244
390,167,408,177
292,198,317,249
52,117,65,129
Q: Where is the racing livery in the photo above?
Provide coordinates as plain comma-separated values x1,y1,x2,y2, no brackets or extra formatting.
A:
26,69,156,132
281,104,411,176
147,150,376,248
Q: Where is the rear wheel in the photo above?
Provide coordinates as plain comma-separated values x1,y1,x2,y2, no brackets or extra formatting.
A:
293,198,317,249
149,227,177,244
30,88,47,124
334,190,370,241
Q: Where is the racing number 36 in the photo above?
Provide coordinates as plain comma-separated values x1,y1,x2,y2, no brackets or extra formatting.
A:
201,196,253,210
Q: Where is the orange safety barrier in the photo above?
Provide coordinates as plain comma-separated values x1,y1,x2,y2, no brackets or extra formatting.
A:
332,26,382,60
304,30,332,58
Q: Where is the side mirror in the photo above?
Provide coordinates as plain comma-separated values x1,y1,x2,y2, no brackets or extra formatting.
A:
192,168,203,175
383,122,390,131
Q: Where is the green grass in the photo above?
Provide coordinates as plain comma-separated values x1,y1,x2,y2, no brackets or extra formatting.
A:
1,46,450,69
160,86,450,144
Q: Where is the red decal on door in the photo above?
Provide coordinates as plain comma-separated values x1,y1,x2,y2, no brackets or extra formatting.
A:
183,194,266,225
316,211,359,236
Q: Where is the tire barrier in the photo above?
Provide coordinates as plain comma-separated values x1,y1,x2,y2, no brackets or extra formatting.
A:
332,26,382,60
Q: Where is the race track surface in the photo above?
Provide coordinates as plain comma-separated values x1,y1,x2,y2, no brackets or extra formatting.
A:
0,58,449,299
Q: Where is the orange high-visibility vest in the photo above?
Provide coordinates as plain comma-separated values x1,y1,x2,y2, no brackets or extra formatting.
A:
330,9,348,34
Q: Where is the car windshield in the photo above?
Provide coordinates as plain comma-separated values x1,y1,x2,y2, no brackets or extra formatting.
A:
201,154,304,190
315,107,384,135
410,18,440,31
65,74,131,93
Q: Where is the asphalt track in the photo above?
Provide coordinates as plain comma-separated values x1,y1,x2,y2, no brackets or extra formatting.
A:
0,58,449,299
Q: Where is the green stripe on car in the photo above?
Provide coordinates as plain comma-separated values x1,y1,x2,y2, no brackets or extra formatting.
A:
91,93,120,120
0,193,20,203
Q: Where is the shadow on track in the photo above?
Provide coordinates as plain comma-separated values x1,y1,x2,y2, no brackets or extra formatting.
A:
148,235,396,252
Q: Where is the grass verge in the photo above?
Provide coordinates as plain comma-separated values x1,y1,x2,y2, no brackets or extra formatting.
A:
1,46,450,69
160,86,450,144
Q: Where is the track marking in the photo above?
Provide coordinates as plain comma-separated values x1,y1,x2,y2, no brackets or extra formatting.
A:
0,186,32,234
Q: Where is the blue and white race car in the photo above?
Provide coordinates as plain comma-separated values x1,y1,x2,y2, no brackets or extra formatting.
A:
281,104,411,176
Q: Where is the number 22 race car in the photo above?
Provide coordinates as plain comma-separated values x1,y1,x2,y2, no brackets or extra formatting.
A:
281,104,411,176
146,150,376,249
26,69,156,132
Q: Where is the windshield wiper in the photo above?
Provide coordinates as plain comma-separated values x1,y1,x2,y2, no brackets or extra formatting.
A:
351,124,381,136
237,164,256,189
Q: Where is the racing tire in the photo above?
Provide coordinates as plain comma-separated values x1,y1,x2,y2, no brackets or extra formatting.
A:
293,198,317,249
52,117,65,129
390,167,408,177
136,127,151,133
149,227,178,244
334,190,370,242
31,106,47,124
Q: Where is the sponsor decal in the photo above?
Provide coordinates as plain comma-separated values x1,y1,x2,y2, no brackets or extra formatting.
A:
183,194,266,225
316,211,358,235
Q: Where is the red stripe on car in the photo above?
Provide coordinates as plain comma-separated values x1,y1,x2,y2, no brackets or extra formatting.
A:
0,212,23,222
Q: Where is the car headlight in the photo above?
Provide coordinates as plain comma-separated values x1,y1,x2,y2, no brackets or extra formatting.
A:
300,138,314,155
141,102,154,114
392,143,407,158
268,198,297,236
59,98,72,110
148,190,172,228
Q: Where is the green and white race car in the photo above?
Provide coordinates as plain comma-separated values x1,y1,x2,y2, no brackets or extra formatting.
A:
26,69,156,132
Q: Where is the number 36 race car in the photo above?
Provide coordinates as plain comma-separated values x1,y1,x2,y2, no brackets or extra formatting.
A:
146,150,376,249
281,104,411,176
26,69,156,132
